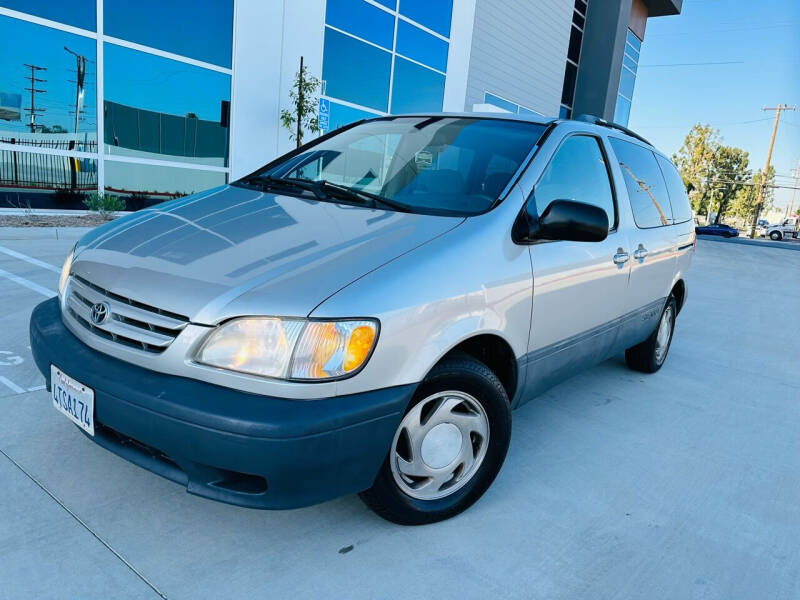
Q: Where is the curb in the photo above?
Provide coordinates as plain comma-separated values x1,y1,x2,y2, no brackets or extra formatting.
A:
697,235,800,252
0,227,93,241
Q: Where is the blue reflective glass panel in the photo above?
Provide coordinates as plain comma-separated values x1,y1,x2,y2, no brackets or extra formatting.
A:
396,20,448,72
559,105,570,119
104,43,230,166
104,160,225,209
614,95,631,125
0,0,95,30
0,16,96,147
328,101,377,131
375,0,396,7
484,93,518,114
518,107,537,115
325,0,394,50
105,0,233,67
1,149,97,209
626,29,642,51
619,66,636,100
391,57,444,113
322,28,391,112
399,0,452,37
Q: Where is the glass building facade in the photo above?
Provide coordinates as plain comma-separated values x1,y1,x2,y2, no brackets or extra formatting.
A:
614,29,641,126
321,0,453,131
0,0,675,212
0,1,231,210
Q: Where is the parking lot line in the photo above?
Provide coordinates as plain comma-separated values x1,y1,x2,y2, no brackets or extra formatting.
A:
0,376,25,394
0,246,61,273
0,268,55,297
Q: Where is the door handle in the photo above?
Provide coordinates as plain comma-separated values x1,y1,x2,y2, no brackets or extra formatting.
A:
633,246,649,260
613,251,630,265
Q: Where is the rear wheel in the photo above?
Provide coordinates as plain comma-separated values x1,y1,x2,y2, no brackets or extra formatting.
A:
625,296,676,373
360,354,511,525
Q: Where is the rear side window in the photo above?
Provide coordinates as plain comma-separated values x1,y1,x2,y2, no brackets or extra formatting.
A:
609,138,673,228
534,135,616,229
656,155,693,224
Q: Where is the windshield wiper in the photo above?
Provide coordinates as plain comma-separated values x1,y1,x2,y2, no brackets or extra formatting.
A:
238,175,411,213
238,175,326,200
291,178,412,213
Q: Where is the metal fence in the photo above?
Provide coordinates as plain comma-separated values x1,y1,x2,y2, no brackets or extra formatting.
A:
0,149,97,192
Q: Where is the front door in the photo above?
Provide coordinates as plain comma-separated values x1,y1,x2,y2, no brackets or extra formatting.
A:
522,134,631,401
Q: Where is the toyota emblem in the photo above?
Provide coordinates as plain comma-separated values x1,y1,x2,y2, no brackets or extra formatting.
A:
90,302,110,325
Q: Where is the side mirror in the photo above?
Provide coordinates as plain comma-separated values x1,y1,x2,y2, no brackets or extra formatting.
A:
513,199,609,243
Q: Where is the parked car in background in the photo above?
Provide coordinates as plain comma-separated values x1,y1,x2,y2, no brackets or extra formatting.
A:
695,223,739,238
763,217,799,241
30,113,694,525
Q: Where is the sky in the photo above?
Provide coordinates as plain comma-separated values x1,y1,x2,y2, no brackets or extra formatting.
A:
628,0,800,214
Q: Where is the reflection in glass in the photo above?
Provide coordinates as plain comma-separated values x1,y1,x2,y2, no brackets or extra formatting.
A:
103,43,230,166
322,28,391,112
259,117,545,217
104,159,226,210
399,0,453,37
0,148,97,209
0,16,97,150
324,0,394,50
484,93,518,114
396,20,448,72
0,0,96,31
391,57,444,113
327,101,378,132
104,0,232,68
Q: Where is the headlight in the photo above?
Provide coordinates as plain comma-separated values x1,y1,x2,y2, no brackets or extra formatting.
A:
195,318,378,381
58,244,76,300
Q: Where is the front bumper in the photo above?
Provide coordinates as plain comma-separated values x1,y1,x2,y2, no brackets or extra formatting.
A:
30,298,415,509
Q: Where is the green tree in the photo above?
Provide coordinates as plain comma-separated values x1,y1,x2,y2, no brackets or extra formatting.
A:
673,124,720,217
673,123,751,222
709,145,750,223
280,56,321,148
727,166,775,223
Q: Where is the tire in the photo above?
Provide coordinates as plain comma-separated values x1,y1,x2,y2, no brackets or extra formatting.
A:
770,231,782,241
360,353,511,525
625,295,677,374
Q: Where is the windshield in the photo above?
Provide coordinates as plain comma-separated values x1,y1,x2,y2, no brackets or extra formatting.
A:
245,116,546,217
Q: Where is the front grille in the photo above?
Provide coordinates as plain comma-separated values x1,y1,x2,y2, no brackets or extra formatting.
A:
65,274,189,353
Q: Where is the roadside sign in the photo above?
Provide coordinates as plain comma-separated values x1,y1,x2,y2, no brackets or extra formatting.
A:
318,98,330,131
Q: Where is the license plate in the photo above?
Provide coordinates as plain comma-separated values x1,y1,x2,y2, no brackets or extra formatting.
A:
51,365,94,436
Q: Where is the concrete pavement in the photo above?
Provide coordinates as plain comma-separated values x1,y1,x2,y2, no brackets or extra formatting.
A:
1,232,798,599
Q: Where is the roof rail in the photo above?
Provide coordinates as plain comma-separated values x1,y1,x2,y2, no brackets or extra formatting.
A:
573,114,652,146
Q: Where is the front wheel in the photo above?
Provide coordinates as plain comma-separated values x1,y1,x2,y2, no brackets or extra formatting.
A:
360,354,511,525
625,295,677,373
770,231,782,241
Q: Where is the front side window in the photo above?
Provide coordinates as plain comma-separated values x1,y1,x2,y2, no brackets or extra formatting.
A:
245,117,546,217
533,135,616,229
609,138,673,228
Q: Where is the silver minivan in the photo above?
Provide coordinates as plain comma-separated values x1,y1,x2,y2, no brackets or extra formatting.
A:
31,114,694,524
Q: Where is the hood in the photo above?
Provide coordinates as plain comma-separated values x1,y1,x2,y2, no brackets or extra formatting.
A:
72,185,463,324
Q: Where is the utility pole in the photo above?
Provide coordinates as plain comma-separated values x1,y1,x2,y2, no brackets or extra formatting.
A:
23,64,47,133
296,56,304,148
788,160,799,218
64,47,87,135
750,104,796,237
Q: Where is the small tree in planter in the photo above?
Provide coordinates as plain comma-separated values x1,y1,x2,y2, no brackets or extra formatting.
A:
280,56,321,148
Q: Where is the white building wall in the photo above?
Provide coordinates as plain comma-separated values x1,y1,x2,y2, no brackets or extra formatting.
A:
442,0,477,112
465,0,574,116
229,0,325,180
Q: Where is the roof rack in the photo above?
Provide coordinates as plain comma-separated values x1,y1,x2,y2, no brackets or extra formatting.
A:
572,114,652,146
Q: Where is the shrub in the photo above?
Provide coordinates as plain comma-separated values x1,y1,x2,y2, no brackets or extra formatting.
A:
83,193,126,219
